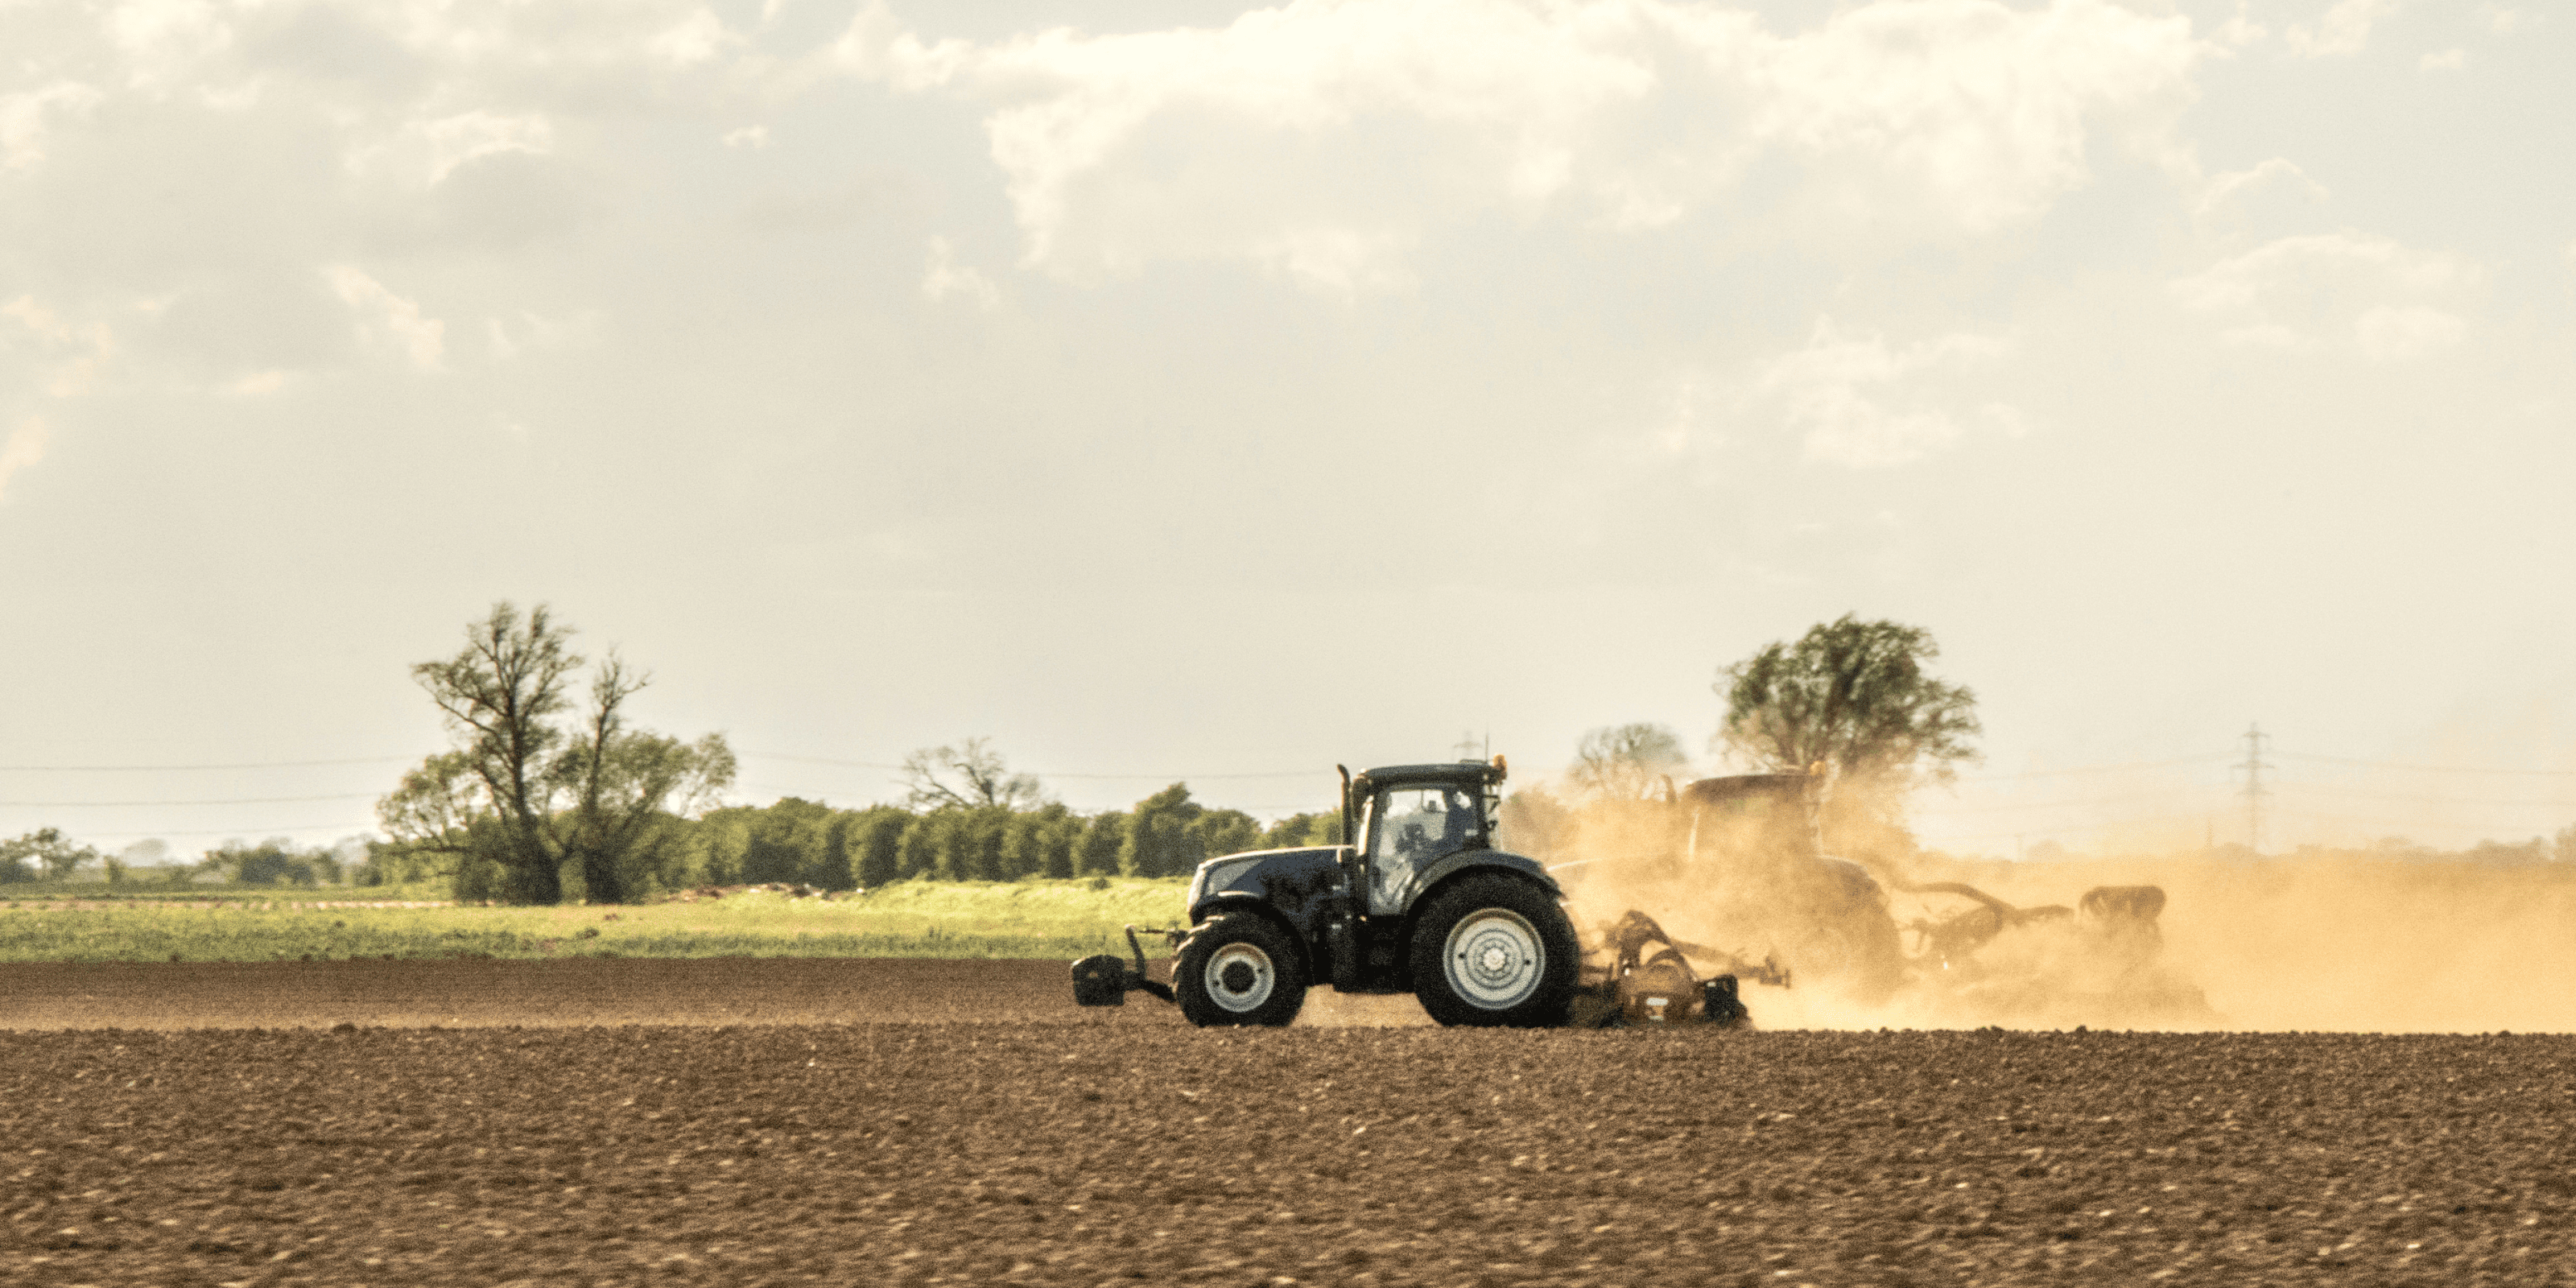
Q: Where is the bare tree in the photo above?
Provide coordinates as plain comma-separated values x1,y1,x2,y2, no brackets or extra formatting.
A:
899,737,1045,811
1567,723,1690,799
380,603,733,903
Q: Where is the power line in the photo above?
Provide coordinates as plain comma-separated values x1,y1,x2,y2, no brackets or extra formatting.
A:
53,822,378,840
2273,782,2576,809
1913,789,2216,815
1953,757,2219,782
0,793,381,807
0,756,415,772
733,782,1331,815
2278,751,2576,777
2265,806,2571,836
739,751,1319,780
1916,813,2219,845
738,753,906,770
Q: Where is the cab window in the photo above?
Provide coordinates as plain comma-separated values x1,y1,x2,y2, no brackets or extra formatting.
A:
1363,783,1483,911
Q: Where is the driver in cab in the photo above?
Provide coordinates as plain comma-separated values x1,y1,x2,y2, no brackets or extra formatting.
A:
1395,788,1481,861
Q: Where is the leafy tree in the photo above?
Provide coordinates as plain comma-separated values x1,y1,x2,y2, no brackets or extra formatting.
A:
1715,615,1980,786
1188,807,1261,862
1569,723,1690,799
378,602,734,905
1048,810,1087,877
357,835,450,888
1003,803,1078,880
1121,784,1204,877
1258,811,1340,849
965,807,1013,880
671,809,756,889
740,797,836,886
845,806,914,887
0,828,100,883
894,812,938,879
915,807,1005,881
899,737,1046,811
207,838,341,887
1072,811,1126,877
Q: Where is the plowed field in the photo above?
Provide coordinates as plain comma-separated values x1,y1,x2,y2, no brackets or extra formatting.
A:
5,959,2572,1287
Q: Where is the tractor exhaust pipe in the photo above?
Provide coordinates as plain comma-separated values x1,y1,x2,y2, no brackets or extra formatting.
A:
1337,763,1352,847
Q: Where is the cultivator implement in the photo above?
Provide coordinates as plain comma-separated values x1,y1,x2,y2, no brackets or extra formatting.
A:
1568,910,1785,1028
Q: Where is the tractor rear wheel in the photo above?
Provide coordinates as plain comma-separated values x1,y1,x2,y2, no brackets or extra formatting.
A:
1174,912,1307,1027
1410,874,1579,1027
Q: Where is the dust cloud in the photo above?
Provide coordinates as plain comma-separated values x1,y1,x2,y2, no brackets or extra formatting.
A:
2036,853,2576,1034
1521,776,2576,1034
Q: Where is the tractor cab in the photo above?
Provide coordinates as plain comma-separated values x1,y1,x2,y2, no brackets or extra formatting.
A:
1346,761,1505,917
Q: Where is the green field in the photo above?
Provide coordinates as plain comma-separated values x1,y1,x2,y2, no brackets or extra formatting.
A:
0,879,1192,963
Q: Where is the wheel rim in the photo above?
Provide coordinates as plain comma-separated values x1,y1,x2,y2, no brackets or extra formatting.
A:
1203,942,1275,1013
1444,908,1544,1009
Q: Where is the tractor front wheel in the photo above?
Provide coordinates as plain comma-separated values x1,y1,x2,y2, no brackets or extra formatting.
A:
1174,912,1307,1027
1410,875,1579,1027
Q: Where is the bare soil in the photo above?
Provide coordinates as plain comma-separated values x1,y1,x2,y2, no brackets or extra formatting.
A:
4,959,2571,1287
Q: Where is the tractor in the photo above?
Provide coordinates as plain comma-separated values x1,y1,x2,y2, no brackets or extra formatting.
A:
1071,758,1754,1028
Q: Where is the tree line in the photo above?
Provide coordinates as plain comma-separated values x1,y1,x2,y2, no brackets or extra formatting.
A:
0,832,353,888
362,784,1341,899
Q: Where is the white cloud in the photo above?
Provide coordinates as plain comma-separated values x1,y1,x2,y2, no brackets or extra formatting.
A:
1743,0,2199,229
2194,156,2328,220
0,417,50,504
325,266,445,369
841,0,2198,289
2209,3,2267,50
2286,0,2400,57
350,109,555,186
2170,231,2475,359
0,82,105,171
920,237,999,308
1753,320,2020,468
483,310,599,361
723,124,770,148
0,296,116,503
2420,47,2467,72
650,8,739,68
221,369,294,397
105,0,236,91
2355,305,2466,360
2,296,115,398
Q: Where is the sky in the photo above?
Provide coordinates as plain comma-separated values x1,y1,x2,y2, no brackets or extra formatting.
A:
1,0,2570,860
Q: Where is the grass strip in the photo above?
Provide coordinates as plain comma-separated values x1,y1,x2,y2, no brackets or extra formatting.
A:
0,878,1191,963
